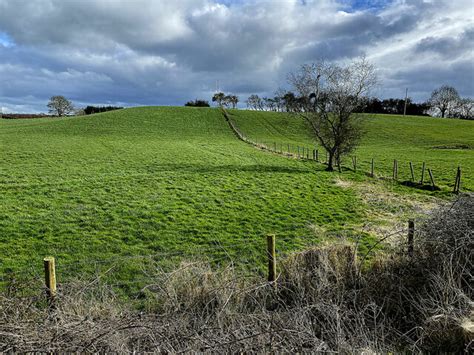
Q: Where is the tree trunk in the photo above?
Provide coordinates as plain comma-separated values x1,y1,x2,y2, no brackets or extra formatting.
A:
326,150,334,171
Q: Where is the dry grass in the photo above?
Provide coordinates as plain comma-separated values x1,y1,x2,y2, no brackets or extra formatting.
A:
334,176,443,243
0,194,472,353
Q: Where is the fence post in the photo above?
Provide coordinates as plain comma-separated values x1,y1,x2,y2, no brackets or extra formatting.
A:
297,146,300,158
420,162,425,184
267,235,276,284
316,149,319,162
352,156,357,172
371,158,374,178
44,257,57,304
288,144,290,154
409,162,415,182
393,159,398,181
306,149,309,159
274,142,277,152
408,220,414,257
454,166,461,193
428,168,436,190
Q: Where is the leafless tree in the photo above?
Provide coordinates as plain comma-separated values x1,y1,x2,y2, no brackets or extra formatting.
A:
47,96,74,116
288,57,377,171
428,85,460,118
226,95,239,109
246,94,263,110
453,97,473,120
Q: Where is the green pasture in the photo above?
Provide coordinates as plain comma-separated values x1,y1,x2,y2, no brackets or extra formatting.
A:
1,106,472,293
1,107,364,289
230,110,474,191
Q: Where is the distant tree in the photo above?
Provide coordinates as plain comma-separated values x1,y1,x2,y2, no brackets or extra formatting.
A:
452,98,474,120
227,95,239,109
281,92,298,112
83,106,123,115
288,57,377,171
185,99,210,107
246,94,263,110
428,85,460,118
47,96,74,116
212,92,226,107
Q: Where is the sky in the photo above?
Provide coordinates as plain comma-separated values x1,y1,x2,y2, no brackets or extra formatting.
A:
0,0,473,113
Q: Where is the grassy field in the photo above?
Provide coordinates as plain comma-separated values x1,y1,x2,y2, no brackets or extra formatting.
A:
1,107,367,288
1,107,472,292
230,110,474,191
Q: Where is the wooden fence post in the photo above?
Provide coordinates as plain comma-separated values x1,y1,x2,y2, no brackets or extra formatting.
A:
267,235,276,284
428,168,436,190
316,149,319,162
297,146,300,158
393,160,398,181
409,162,415,182
371,158,374,178
408,220,414,257
352,156,357,172
313,149,315,161
454,166,461,193
420,162,425,184
44,257,57,303
306,149,309,159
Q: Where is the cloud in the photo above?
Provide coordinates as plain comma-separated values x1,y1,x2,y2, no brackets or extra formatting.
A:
0,0,472,112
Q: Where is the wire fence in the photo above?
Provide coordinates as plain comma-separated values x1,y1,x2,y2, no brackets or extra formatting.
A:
222,109,464,193
0,222,412,300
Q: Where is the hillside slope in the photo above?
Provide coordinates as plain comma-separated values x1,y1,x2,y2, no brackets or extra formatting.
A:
1,107,365,283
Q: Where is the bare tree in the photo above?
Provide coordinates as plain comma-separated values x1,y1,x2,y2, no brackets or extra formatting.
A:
246,94,263,110
453,97,473,120
226,95,239,109
47,96,74,116
428,85,460,118
288,57,377,171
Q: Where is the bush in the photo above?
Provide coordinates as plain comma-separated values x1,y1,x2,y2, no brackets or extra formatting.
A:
184,100,210,107
84,106,123,115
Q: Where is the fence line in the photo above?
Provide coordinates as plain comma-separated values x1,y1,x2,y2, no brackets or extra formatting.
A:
222,109,462,193
0,222,417,305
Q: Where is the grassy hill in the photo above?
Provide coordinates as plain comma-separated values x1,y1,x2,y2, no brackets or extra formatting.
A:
230,110,474,191
1,107,472,291
1,107,364,286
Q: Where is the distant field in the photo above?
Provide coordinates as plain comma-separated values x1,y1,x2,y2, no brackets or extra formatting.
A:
231,110,474,191
1,107,367,289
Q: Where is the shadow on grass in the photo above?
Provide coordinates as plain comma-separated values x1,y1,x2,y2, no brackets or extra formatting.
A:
146,163,328,175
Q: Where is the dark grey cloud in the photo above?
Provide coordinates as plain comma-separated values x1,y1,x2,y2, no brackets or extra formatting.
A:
0,0,472,112
415,28,474,59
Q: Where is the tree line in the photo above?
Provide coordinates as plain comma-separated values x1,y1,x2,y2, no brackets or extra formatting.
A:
243,85,473,120
45,96,123,116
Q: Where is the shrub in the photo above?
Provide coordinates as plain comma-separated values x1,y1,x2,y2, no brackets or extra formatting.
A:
185,99,210,107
